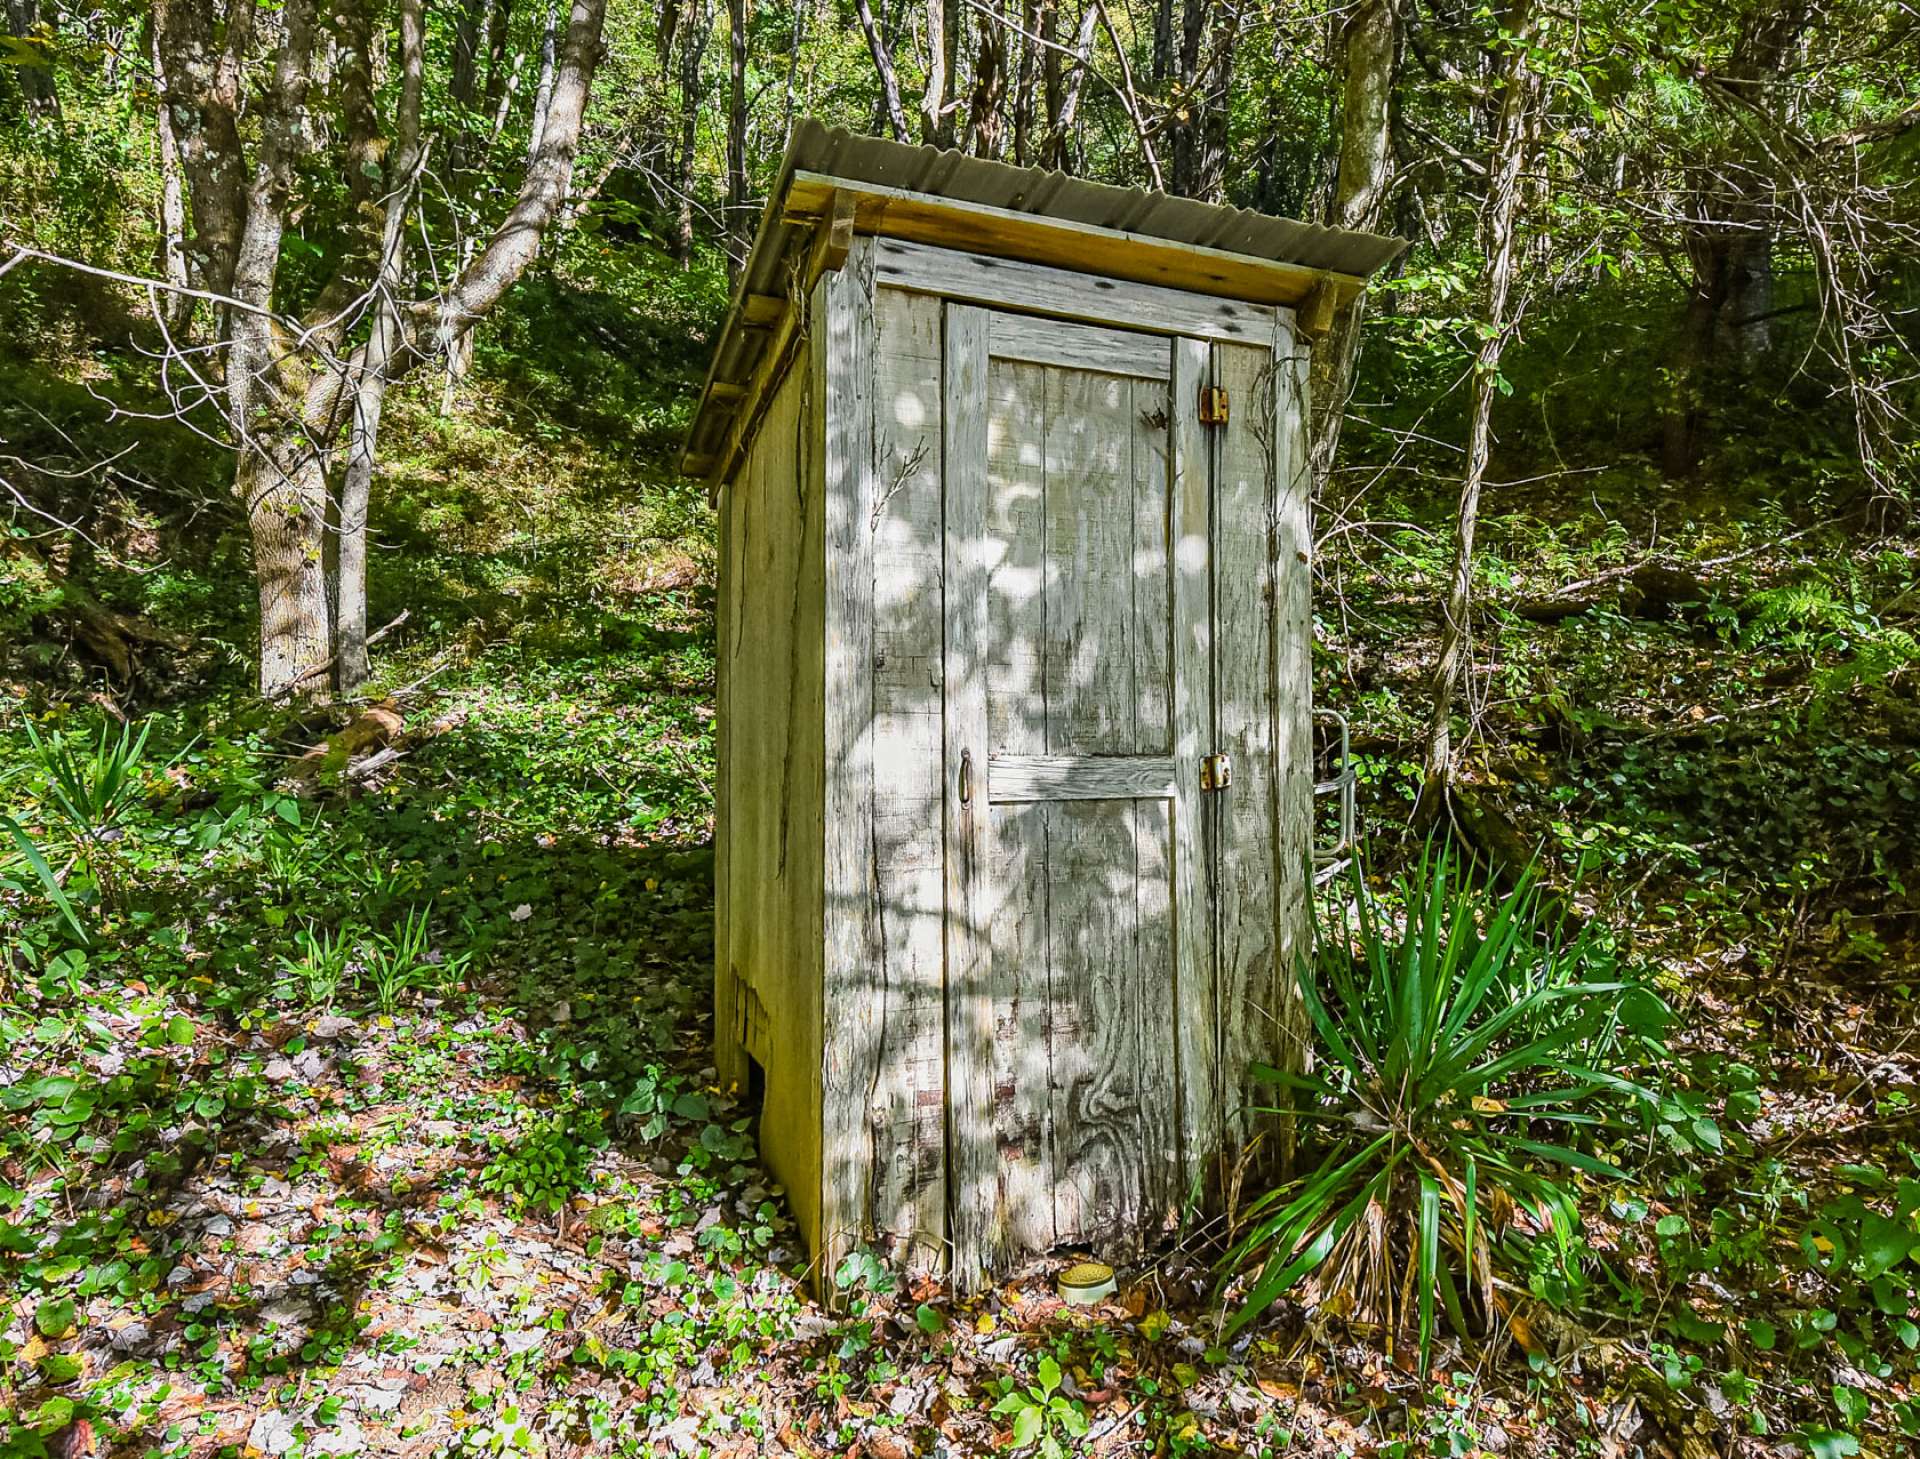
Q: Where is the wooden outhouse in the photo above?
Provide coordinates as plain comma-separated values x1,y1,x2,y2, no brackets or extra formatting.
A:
685,122,1399,1293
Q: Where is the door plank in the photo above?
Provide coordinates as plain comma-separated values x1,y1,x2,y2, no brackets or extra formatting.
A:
1169,337,1219,1195
1269,313,1316,1124
1213,337,1284,1149
991,800,1056,1255
1043,367,1136,754
984,358,1048,757
988,312,1173,380
1046,799,1151,1250
981,348,1057,1258
988,754,1176,802
942,303,995,1292
1132,375,1173,754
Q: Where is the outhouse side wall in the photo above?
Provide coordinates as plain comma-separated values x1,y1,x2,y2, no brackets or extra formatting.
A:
715,354,827,1265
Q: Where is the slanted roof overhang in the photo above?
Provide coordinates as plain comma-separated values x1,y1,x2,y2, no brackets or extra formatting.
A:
682,120,1405,488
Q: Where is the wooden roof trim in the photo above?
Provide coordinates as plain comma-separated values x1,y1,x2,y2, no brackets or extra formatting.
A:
784,171,1368,310
691,191,857,494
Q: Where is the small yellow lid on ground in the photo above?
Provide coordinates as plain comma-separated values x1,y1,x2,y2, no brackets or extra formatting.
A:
1058,1261,1116,1305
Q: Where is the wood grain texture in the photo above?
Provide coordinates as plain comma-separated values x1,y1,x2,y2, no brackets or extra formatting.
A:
867,284,948,1273
989,799,1054,1256
1043,366,1135,756
1169,336,1219,1196
876,238,1279,345
988,311,1172,379
719,358,825,1268
1268,309,1315,1106
714,442,741,1094
941,302,994,1292
818,240,879,1295
980,344,1055,1260
987,754,1176,802
1212,335,1285,1149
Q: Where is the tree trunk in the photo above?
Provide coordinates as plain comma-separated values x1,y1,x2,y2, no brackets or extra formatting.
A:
1043,7,1098,169
1659,0,1809,477
242,443,334,699
148,17,194,334
964,20,1005,158
449,0,486,173
1307,0,1396,495
1167,0,1204,193
528,0,558,162
672,0,710,265
725,0,750,277
855,0,912,141
4,0,59,119
1424,0,1538,786
1010,0,1035,164
337,0,424,696
920,0,947,143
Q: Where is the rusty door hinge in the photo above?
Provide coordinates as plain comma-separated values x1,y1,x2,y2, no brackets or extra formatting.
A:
1201,753,1233,791
1199,385,1230,426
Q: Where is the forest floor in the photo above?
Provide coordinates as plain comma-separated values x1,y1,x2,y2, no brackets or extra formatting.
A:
5,276,1920,1457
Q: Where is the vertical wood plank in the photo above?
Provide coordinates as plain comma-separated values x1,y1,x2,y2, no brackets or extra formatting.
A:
982,352,1056,1258
718,361,824,1274
819,239,879,1295
868,285,949,1273
1169,336,1218,1198
984,359,1048,756
1131,794,1178,1236
1214,334,1295,1149
714,468,743,1093
1045,800,1132,1243
1042,367,1134,755
1269,310,1315,1099
990,799,1054,1254
1132,371,1173,753
942,303,994,1291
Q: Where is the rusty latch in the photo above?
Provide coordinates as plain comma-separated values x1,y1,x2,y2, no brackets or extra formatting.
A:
1199,385,1229,426
1201,753,1233,791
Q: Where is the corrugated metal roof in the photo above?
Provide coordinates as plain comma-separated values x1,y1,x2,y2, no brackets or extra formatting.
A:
684,120,1404,478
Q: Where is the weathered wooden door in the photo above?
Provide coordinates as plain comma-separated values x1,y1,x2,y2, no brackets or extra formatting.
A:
943,306,1222,1283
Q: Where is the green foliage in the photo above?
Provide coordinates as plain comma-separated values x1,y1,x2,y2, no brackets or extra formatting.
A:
991,1354,1089,1457
10,715,156,912
1221,845,1667,1368
1,809,84,943
274,920,353,1010
363,902,467,1013
480,1108,607,1216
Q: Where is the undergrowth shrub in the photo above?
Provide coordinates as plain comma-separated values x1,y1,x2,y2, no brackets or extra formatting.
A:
1220,845,1670,1366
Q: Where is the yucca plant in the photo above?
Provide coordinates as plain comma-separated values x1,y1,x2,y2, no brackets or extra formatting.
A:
2,813,87,943
1219,844,1665,1367
18,717,154,911
277,921,356,1010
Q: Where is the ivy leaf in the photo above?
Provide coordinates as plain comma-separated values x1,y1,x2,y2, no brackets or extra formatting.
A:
34,1299,76,1338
